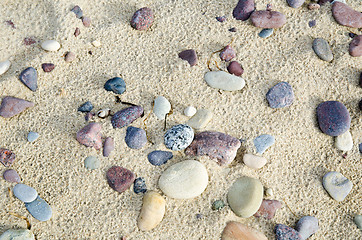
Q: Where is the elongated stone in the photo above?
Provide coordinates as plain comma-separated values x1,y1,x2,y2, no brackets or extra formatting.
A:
250,11,287,28
221,221,268,240
0,96,34,118
312,38,333,62
103,137,114,157
204,71,245,91
0,60,11,76
111,106,143,128
25,196,52,221
232,0,255,21
138,191,166,231
332,2,362,28
186,109,213,129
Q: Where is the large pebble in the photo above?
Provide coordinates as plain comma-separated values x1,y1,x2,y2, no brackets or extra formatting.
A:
227,177,263,218
258,28,274,38
185,131,241,166
227,61,244,76
219,46,236,62
27,131,39,142
0,96,34,118
332,2,362,28
13,184,37,203
296,216,319,240
147,150,173,166
186,109,212,129
312,38,333,62
178,49,198,66
158,160,208,199
103,137,114,157
254,199,282,219
354,215,362,230
0,148,16,167
335,130,353,151
78,101,93,112
84,156,100,170
266,82,294,108
19,67,37,91
250,11,286,28
323,171,352,201
221,221,268,240
204,71,245,91
25,196,52,221
125,126,147,149
133,177,147,194
0,60,11,76
164,124,194,151
349,35,362,57
316,101,351,136
76,122,102,150
153,96,171,120
184,106,197,117
111,106,143,129
232,0,255,21
287,0,305,8
106,166,136,193
0,229,35,240
243,154,267,169
130,7,154,31
104,77,126,95
3,169,21,183
138,191,166,231
275,224,302,240
254,134,275,154
41,40,60,51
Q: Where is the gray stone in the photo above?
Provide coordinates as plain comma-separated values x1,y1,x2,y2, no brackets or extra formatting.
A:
266,82,294,108
84,156,100,170
13,184,37,203
296,216,319,240
25,196,52,221
322,171,352,201
312,38,333,62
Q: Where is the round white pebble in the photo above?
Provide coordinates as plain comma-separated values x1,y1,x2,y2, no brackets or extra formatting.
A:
153,96,171,120
184,106,197,117
41,40,60,51
335,130,353,151
92,40,101,47
0,60,11,76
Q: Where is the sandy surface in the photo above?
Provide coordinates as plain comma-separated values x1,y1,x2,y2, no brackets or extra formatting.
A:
0,0,361,239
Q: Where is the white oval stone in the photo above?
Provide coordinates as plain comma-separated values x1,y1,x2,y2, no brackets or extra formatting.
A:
186,109,213,129
0,229,35,240
0,60,11,76
138,191,166,231
41,40,60,51
153,96,171,120
158,160,208,199
184,106,197,117
243,154,267,169
13,184,38,203
335,130,353,151
204,71,245,91
92,40,101,47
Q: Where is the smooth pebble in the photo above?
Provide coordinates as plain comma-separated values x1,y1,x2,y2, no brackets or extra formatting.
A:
221,221,268,240
13,184,37,203
287,0,305,8
130,7,154,30
41,63,55,72
186,109,212,129
254,134,275,154
0,229,35,240
178,49,198,67
74,27,80,37
41,40,60,51
138,191,166,231
104,77,126,95
349,35,362,57
103,137,114,157
275,224,302,240
125,126,147,149
27,131,39,142
133,177,147,194
153,96,171,120
232,0,255,21
250,11,287,28
147,150,173,166
3,169,21,183
111,106,143,129
0,96,34,118
0,148,16,167
335,130,353,151
25,196,52,221
227,61,244,76
265,188,273,197
219,45,236,62
78,101,93,112
84,156,100,170
76,122,102,150
323,171,352,201
92,40,101,47
332,2,362,28
106,166,135,193
19,67,37,91
0,60,11,76
184,106,197,117
258,28,273,38
254,199,282,219
243,154,267,169
296,216,319,240
266,82,294,108
354,215,362,230
317,101,351,136
204,71,245,91
164,124,194,151
312,38,333,62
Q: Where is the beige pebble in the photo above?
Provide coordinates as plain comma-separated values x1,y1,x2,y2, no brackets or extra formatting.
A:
92,40,101,47
221,221,268,240
138,191,166,231
265,188,273,197
65,52,76,62
41,40,60,51
243,154,267,169
186,109,213,129
0,60,11,76
335,130,353,151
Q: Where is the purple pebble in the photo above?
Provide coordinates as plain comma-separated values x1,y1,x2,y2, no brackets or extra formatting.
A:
3,169,21,183
76,122,102,150
125,126,147,149
227,61,244,76
130,7,154,31
179,49,198,67
0,96,34,118
219,45,236,62
233,0,255,21
103,137,115,157
275,224,302,240
111,106,143,129
216,16,226,22
19,67,37,91
266,82,294,108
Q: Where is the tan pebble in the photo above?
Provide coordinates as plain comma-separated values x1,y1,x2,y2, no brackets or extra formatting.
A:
308,3,320,10
221,221,268,240
65,52,76,62
265,188,273,197
92,40,101,47
138,191,166,231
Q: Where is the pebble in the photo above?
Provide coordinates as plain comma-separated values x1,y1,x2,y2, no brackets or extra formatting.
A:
92,40,101,47
3,169,21,183
308,3,320,10
308,20,316,27
76,122,102,150
19,67,37,91
104,77,126,95
153,96,171,120
296,216,319,240
204,71,245,91
254,199,282,219
287,0,305,8
84,156,100,170
359,143,362,154
275,224,302,240
227,176,263,217
185,131,241,166
316,101,351,136
103,137,114,157
24,37,37,45
0,148,16,167
137,191,166,231
335,130,353,151
266,82,294,108
41,63,55,72
243,154,267,169
232,0,255,21
0,229,35,240
0,96,34,118
0,60,11,76
221,221,268,240
111,106,143,129
349,35,362,57
323,171,352,201
13,184,38,203
212,200,225,211
359,72,362,87
158,160,208,199
78,101,93,112
5,20,16,29
74,27,80,37
133,177,147,194
254,134,275,154
250,11,287,28
265,188,273,197
25,196,52,221
216,16,227,22
354,215,362,230
27,131,39,142
147,150,173,166
130,7,154,30
219,46,236,62
258,28,274,38
312,38,333,62
227,61,244,76
178,49,198,67
164,124,194,151
71,5,83,19
65,52,76,62
125,126,147,149
332,2,362,28
97,108,111,118
41,40,60,51
106,166,136,193
186,109,213,129
82,16,91,27
184,106,197,117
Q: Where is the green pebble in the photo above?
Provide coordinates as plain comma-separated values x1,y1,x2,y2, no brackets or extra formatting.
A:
84,156,100,170
212,200,225,211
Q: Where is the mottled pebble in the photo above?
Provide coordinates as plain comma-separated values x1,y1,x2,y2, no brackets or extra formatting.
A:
349,35,362,57
287,0,305,8
0,148,16,167
74,27,80,37
308,20,316,27
104,77,126,95
258,28,274,38
204,71,245,91
78,101,93,112
41,40,60,51
216,16,227,22
125,126,147,149
266,82,294,108
27,131,39,143
308,3,320,10
0,60,11,76
323,171,352,201
227,61,244,76
41,63,55,72
65,52,76,62
106,166,136,193
130,7,154,30
184,106,197,117
354,215,362,230
212,200,225,211
103,137,114,157
275,224,302,240
317,101,351,136
233,0,255,21
251,11,287,28
133,177,147,194
332,2,362,28
71,5,83,19
138,191,166,231
164,124,194,151
153,96,171,120
13,184,38,203
25,196,52,221
82,16,91,27
186,109,213,129
0,96,34,118
0,229,35,240
178,49,198,66
84,156,100,170
220,45,236,62
335,130,353,151
147,150,173,166
3,169,21,183
76,122,102,150
221,221,268,240
19,67,37,91
111,106,143,129
243,154,267,169
296,216,319,240
254,134,275,154
24,37,37,45
254,199,282,219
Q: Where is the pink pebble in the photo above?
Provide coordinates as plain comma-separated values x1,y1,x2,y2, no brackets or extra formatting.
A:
254,199,282,219
219,46,236,62
103,137,115,157
3,169,21,183
76,123,102,150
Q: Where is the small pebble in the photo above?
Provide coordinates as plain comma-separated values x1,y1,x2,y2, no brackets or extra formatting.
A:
228,27,237,32
196,213,203,219
164,124,194,151
204,71,245,91
74,27,80,37
0,229,35,240
153,96,171,120
76,122,102,150
349,35,362,57
227,61,244,76
147,150,173,166
250,11,287,28
125,126,147,149
137,191,166,231
3,169,21,183
0,148,16,167
25,196,52,221
254,199,282,219
287,0,305,8
254,134,275,154
258,28,274,38
296,216,319,240
41,40,60,51
317,101,351,136
308,3,320,10
243,153,267,169
103,137,114,157
216,16,227,22
184,106,197,117
84,156,100,170
359,72,362,87
111,106,144,129
0,96,34,118
97,108,110,118
186,109,213,129
104,77,126,95
354,215,362,230
130,7,154,30
313,38,333,62
41,63,55,72
232,0,255,21
323,171,352,201
178,49,198,67
335,130,353,151
65,52,76,62
92,40,101,47
308,20,316,27
24,37,37,45
265,188,273,197
71,5,83,19
275,224,302,240
85,112,95,121
78,101,93,112
266,82,294,108
19,67,37,91
82,16,91,27
332,2,362,28
0,60,11,76
27,131,39,142
212,200,225,211
106,166,136,193
133,177,147,194
219,45,236,62
221,221,268,240
13,183,38,203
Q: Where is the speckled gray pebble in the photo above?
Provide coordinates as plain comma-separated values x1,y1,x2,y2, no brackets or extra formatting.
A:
147,150,173,166
258,28,273,38
266,82,294,108
164,124,194,151
254,134,275,154
3,169,21,183
84,156,100,170
25,196,52,221
296,216,319,240
27,131,39,142
125,126,147,149
13,184,38,203
312,38,333,62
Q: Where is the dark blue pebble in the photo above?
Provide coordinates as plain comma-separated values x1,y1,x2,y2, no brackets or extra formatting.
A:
133,177,147,194
104,77,126,95
266,82,294,108
147,150,173,166
19,67,37,91
216,16,226,22
125,126,147,149
308,20,316,28
78,101,93,112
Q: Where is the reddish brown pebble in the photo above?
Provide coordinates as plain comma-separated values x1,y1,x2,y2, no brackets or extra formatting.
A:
74,27,80,37
103,137,115,157
0,96,34,118
41,63,55,72
221,221,268,240
82,16,91,27
308,3,320,10
254,199,282,219
332,2,362,28
130,7,154,30
250,10,287,28
178,49,198,66
227,61,244,76
24,37,36,45
76,122,102,150
232,0,255,21
3,169,21,183
220,46,236,62
185,131,241,166
106,166,135,193
65,52,76,62
0,148,16,167
111,105,144,129
5,20,16,29
349,35,362,57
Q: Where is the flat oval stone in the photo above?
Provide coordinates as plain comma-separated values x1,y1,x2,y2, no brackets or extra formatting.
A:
332,2,362,28
84,156,100,170
164,124,194,151
0,148,16,167
111,106,144,129
254,199,282,219
335,130,353,151
312,38,333,62
27,131,39,142
254,134,275,154
296,216,319,240
349,35,362,57
13,184,37,203
41,63,55,72
78,101,93,112
219,46,236,62
266,82,294,108
41,40,60,51
258,28,274,38
354,215,362,230
317,101,351,136
138,191,166,231
19,67,37,91
186,109,213,129
76,123,102,149
275,224,302,240
106,166,136,193
130,7,154,30
125,126,147,149
104,77,126,95
185,131,241,166
0,60,11,76
287,0,305,8
153,96,171,120
147,150,173,166
25,196,52,221
250,11,286,28
227,61,244,76
3,169,21,183
0,96,34,118
227,177,263,218
221,221,268,240
158,160,208,199
178,49,198,67
103,137,114,157
133,177,147,194
232,0,255,21
323,171,352,201
204,71,245,91
0,229,35,240
243,154,267,169
184,106,197,117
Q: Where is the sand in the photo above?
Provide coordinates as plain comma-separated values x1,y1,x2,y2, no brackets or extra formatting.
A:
0,0,361,239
